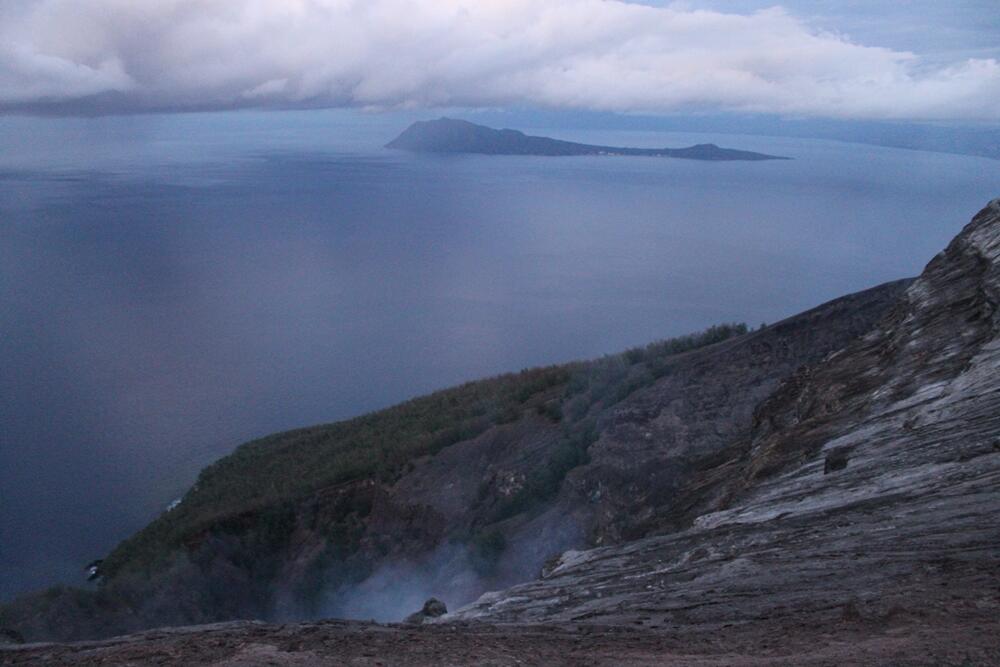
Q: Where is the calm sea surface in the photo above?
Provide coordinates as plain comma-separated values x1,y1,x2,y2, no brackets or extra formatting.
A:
1,110,996,600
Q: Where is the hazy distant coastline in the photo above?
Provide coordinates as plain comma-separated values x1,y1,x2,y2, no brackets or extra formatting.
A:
387,118,790,161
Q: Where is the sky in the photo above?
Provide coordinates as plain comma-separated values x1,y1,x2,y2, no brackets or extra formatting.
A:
649,1,1000,63
1,0,998,121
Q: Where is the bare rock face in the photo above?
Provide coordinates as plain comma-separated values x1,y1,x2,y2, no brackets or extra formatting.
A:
453,199,1000,634
551,277,911,547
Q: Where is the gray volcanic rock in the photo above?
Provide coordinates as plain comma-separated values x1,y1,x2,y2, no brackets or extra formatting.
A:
453,200,1000,635
544,278,912,548
387,118,789,160
403,598,447,624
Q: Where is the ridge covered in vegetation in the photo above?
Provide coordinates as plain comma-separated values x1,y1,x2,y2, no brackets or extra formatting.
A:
101,323,748,578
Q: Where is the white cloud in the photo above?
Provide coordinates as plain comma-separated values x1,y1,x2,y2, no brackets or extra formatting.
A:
0,0,998,120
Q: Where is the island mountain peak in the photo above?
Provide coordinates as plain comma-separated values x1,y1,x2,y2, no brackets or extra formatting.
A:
386,118,789,161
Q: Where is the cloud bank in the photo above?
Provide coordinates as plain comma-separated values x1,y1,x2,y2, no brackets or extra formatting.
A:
1,0,998,120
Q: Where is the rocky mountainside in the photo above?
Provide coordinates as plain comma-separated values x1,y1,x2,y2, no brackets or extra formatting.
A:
4,199,999,665
0,268,904,641
386,118,789,160
453,199,1000,634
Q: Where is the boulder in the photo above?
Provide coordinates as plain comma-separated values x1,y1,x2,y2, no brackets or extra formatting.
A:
403,598,448,624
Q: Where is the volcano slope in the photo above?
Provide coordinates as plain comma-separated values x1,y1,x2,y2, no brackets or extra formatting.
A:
453,199,1000,647
4,200,1000,666
0,272,908,640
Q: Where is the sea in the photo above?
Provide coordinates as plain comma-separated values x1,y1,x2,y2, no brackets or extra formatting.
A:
0,109,996,600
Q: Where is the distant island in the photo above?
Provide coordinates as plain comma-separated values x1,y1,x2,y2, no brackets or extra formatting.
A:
386,118,790,161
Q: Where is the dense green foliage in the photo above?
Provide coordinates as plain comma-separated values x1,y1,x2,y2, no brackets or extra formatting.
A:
102,322,747,578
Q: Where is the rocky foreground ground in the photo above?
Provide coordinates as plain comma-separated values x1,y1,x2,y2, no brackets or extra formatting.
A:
3,611,998,666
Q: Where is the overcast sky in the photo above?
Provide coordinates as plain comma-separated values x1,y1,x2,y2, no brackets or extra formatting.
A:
1,0,998,121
